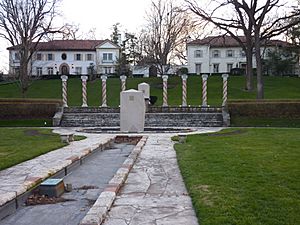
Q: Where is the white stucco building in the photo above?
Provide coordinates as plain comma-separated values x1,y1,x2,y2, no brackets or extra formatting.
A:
187,35,296,75
7,39,120,76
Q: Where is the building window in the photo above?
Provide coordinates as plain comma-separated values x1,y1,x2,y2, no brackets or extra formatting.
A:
227,63,233,72
86,54,93,61
194,50,203,58
226,50,234,57
103,53,113,62
36,67,43,76
61,53,67,60
14,52,20,61
36,53,42,61
75,67,82,75
13,66,20,75
75,54,82,61
104,67,112,74
47,67,54,75
195,63,201,75
213,64,219,73
240,50,246,57
47,54,54,61
212,50,220,58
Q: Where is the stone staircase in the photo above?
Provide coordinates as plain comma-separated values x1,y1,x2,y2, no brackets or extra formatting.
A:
58,106,228,127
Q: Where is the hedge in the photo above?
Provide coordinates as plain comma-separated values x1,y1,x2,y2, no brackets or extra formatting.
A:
228,100,300,119
0,98,62,119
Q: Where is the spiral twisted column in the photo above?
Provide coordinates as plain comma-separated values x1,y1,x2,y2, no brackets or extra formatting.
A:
222,74,229,107
120,75,127,92
202,74,208,107
81,75,88,107
162,75,168,107
101,75,108,107
60,75,68,107
181,74,188,107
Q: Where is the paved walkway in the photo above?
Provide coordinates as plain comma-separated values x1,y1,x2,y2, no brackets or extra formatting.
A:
102,128,222,225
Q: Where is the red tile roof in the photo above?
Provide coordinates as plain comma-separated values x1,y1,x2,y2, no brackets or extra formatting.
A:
188,35,292,47
7,39,120,51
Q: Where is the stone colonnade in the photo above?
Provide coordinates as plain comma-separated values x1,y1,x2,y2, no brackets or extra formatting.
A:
60,74,229,107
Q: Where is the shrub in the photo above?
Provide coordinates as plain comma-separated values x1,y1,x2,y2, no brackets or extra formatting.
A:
228,100,300,118
0,98,62,119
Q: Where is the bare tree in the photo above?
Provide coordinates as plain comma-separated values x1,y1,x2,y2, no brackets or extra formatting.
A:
60,23,80,40
0,0,60,96
143,0,197,74
186,0,300,99
186,0,256,91
247,0,300,99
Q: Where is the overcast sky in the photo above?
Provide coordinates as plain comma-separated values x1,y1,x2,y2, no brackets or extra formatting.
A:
0,0,155,71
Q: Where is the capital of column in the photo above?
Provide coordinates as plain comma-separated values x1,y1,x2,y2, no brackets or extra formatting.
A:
162,75,168,81
202,74,208,81
81,75,88,82
101,75,107,81
120,75,127,81
181,74,188,81
222,73,229,80
60,75,68,82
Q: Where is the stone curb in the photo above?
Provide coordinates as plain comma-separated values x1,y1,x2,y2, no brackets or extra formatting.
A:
79,136,148,225
0,137,115,209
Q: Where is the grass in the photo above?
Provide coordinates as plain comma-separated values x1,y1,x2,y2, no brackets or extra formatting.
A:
231,117,300,128
175,128,300,225
0,128,85,171
0,119,52,127
0,76,300,106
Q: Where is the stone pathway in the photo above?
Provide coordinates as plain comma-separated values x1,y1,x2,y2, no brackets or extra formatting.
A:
102,128,222,225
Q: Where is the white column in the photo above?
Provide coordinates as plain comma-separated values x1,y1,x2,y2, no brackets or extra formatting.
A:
81,75,88,107
202,74,208,107
222,74,229,107
101,75,108,107
162,75,168,107
120,75,127,92
181,74,188,107
60,75,68,107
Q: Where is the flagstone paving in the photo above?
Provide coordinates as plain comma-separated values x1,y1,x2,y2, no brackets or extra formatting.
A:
102,128,222,225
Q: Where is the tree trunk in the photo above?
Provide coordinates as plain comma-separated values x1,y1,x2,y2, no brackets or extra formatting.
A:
19,49,30,98
254,36,264,99
245,49,254,91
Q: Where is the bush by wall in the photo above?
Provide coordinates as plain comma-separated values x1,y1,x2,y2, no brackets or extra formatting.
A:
0,98,62,120
228,100,300,119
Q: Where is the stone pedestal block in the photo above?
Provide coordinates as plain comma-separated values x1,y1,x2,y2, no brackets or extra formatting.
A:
120,89,145,132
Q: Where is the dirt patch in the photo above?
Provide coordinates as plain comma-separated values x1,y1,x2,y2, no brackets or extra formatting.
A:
26,194,75,206
24,129,52,137
207,129,247,137
74,185,99,190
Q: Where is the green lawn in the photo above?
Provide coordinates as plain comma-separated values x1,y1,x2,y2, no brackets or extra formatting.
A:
0,76,299,106
175,128,300,225
0,128,66,171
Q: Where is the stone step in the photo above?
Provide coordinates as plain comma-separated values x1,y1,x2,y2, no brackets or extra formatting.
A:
60,112,224,127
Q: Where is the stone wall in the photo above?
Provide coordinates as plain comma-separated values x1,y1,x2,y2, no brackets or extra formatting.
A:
59,107,226,127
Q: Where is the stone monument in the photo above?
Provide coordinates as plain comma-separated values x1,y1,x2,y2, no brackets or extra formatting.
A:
138,82,150,108
120,89,145,132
